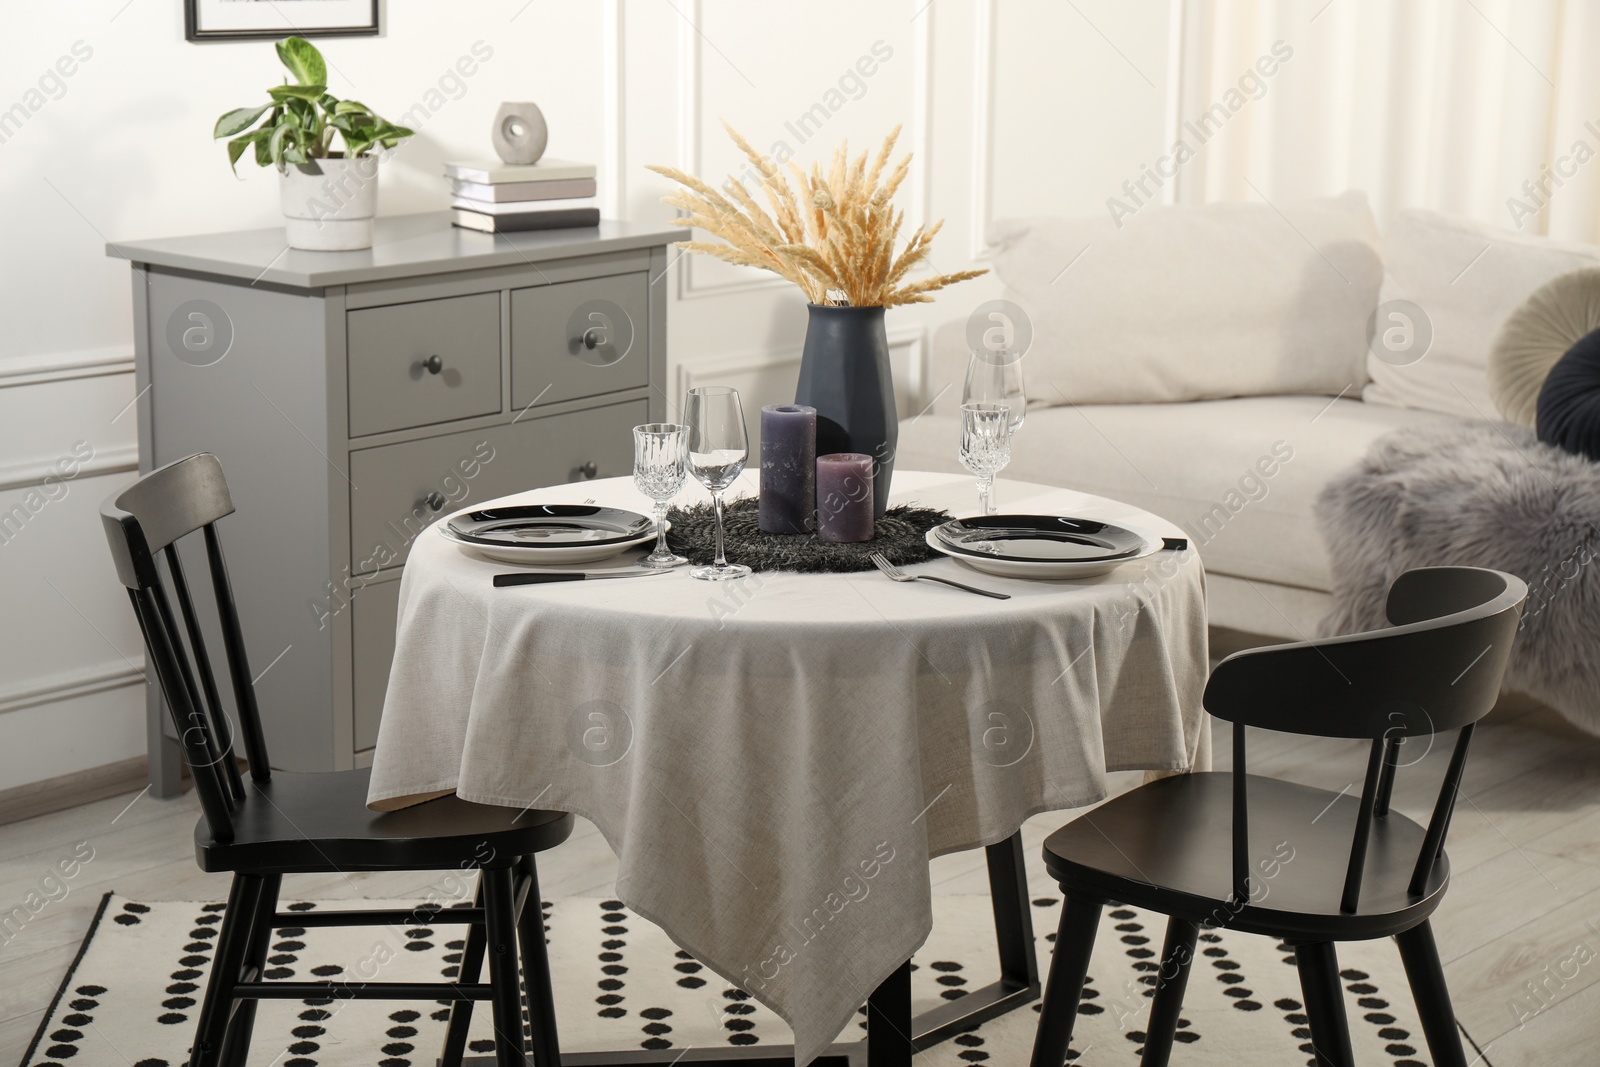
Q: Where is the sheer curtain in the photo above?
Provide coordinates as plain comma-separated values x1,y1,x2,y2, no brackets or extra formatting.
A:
1170,0,1600,241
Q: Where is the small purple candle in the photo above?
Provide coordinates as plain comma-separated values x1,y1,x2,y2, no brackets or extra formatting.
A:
816,453,875,543
760,404,817,534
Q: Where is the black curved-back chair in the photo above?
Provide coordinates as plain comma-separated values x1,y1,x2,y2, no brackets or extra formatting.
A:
101,453,573,1067
1029,566,1526,1067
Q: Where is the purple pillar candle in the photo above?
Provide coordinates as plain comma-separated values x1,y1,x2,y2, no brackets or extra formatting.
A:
760,404,817,534
816,453,875,543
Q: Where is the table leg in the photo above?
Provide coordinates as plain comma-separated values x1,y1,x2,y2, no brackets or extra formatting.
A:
458,831,1040,1067
910,830,1041,1049
866,962,914,1067
988,832,1040,989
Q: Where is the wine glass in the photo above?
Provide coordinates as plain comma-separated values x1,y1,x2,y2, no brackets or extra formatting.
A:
632,423,689,569
684,386,751,581
960,402,1012,516
963,350,1025,511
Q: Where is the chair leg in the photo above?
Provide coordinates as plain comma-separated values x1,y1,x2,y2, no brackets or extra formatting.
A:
516,856,562,1067
1395,921,1469,1067
219,873,281,1067
1294,941,1355,1067
1029,895,1103,1067
483,865,530,1066
188,874,263,1067
1140,917,1198,1067
442,874,488,1067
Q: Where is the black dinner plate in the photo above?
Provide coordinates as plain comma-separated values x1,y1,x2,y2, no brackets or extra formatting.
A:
447,504,654,548
934,515,1147,563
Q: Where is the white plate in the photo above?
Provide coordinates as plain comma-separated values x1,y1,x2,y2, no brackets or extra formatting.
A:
923,527,1159,579
934,514,1148,563
449,504,654,547
439,521,662,565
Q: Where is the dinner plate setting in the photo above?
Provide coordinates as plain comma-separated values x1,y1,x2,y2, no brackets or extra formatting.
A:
924,514,1158,578
438,503,664,565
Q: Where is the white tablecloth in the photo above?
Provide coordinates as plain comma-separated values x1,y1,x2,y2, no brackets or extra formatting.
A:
367,470,1209,1064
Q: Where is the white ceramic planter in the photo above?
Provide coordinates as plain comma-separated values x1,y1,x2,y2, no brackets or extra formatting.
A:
278,155,380,251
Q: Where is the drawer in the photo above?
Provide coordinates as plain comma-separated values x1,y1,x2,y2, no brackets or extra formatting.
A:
348,398,648,569
347,292,502,437
510,273,650,410
352,576,401,753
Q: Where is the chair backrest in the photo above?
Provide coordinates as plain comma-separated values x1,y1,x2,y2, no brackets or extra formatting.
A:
101,453,271,843
1203,566,1526,912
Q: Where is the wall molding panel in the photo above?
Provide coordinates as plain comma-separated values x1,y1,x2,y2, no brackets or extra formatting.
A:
0,444,138,495
673,0,790,301
1162,0,1188,208
0,348,135,391
968,0,997,261
897,327,930,412
675,326,927,417
0,660,146,719
676,350,803,400
910,0,935,229
602,0,626,220
674,0,938,299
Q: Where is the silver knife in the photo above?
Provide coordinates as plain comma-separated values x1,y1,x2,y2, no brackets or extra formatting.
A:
493,569,671,587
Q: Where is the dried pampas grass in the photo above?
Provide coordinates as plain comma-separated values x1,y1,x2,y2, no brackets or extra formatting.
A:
647,123,985,308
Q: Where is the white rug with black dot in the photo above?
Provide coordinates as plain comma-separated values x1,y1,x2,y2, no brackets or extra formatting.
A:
25,893,1480,1066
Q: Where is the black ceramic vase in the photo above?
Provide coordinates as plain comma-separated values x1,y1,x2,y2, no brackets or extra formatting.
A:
794,303,897,518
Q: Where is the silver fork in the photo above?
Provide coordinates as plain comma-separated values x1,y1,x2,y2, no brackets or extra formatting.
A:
868,552,1011,600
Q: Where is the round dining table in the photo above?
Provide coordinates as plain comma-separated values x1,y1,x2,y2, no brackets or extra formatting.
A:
366,469,1210,1066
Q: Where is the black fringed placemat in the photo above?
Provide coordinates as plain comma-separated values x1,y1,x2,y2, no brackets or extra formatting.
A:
665,496,951,573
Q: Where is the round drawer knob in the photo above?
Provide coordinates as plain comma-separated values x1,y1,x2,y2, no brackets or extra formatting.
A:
581,328,604,351
422,354,444,375
422,491,447,512
577,461,599,480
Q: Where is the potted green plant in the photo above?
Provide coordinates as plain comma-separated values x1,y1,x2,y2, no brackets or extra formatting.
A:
213,36,414,251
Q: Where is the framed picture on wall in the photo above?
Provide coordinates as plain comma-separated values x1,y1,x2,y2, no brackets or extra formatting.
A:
185,0,380,41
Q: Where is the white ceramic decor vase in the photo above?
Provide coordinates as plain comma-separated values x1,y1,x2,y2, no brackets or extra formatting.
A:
278,155,380,251
491,102,548,164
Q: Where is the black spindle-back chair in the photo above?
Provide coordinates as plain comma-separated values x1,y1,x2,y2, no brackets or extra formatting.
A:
1029,566,1526,1067
102,453,573,1067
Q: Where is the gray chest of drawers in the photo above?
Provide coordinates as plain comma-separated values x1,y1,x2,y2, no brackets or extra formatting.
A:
111,213,675,794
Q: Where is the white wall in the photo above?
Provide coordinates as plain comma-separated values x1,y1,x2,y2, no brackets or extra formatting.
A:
0,0,1176,791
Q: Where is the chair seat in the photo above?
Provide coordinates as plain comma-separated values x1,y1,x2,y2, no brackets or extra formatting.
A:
195,767,574,874
1042,772,1449,941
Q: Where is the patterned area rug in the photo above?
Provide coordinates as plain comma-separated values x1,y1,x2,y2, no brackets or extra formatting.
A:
25,893,1469,1066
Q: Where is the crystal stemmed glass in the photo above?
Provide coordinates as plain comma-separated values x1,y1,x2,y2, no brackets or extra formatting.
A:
960,402,1013,516
963,350,1025,511
684,386,752,581
632,423,690,569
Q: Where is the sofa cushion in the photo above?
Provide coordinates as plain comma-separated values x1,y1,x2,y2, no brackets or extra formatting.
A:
1489,265,1600,427
987,191,1382,406
896,396,1452,591
1364,209,1600,418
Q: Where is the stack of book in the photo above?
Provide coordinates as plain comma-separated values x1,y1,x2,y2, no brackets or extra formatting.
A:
446,158,600,233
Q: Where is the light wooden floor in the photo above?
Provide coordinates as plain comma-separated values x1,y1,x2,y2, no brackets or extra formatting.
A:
2,690,1597,1066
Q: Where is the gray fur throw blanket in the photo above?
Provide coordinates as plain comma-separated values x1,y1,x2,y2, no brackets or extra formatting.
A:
1317,420,1600,734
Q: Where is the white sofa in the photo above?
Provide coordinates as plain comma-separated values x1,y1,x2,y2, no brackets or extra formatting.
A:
897,193,1600,639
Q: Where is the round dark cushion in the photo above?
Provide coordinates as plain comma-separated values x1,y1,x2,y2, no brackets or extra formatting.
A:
1537,327,1600,460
